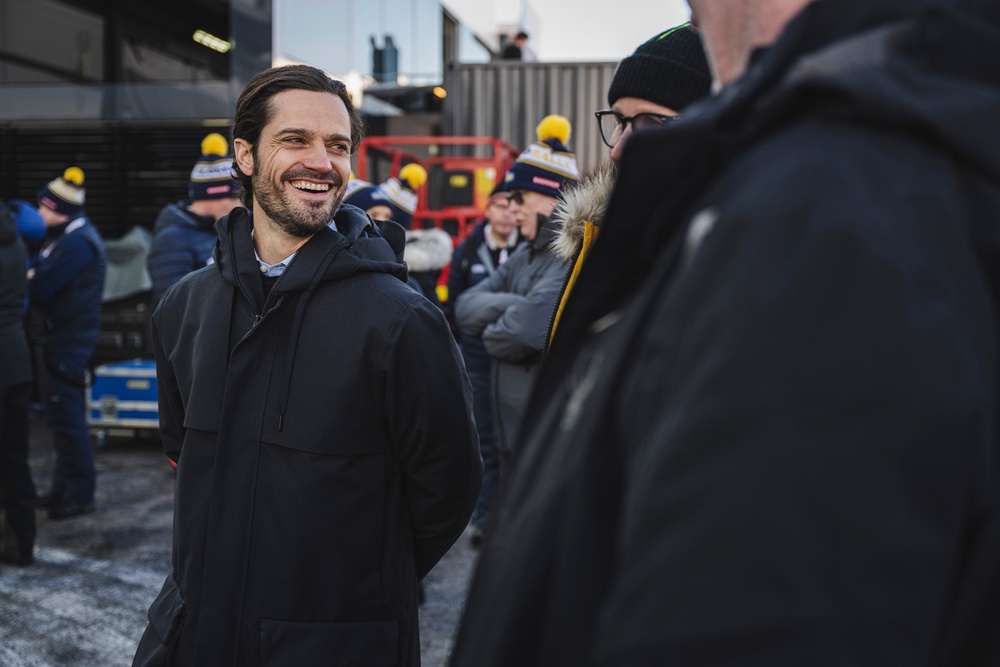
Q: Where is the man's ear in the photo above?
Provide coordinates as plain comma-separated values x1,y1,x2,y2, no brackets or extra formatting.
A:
234,138,254,176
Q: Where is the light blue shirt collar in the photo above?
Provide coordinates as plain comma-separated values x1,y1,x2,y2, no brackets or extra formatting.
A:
251,219,339,277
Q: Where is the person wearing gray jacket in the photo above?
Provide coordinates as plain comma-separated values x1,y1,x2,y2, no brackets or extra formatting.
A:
455,114,577,472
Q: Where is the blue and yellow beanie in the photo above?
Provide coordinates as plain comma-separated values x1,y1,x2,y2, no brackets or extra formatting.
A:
344,178,393,216
503,115,579,199
189,133,240,201
38,167,86,216
380,163,428,229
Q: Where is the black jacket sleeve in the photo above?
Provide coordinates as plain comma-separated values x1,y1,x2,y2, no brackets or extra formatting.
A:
382,294,483,578
151,299,187,464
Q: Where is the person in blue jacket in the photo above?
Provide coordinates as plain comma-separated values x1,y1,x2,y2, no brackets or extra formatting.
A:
28,167,106,520
147,133,242,311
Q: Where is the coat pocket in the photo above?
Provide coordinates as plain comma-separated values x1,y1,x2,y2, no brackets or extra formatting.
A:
260,619,398,667
132,574,185,667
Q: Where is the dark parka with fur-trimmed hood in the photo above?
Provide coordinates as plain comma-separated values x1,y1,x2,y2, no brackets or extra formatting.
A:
135,204,482,667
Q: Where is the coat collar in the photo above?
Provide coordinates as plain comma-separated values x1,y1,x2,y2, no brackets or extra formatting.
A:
213,204,408,308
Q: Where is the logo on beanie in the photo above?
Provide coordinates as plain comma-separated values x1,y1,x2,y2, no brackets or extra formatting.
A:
191,159,234,182
532,176,561,190
518,144,578,179
189,133,239,201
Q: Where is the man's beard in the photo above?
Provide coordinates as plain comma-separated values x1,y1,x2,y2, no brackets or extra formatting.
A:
253,168,346,238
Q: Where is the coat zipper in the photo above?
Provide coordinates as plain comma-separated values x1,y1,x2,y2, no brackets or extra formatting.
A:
230,232,290,340
542,244,582,363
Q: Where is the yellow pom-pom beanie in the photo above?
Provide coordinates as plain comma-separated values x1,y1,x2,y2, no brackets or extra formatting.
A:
380,163,429,229
501,114,579,199
189,132,240,200
38,167,86,216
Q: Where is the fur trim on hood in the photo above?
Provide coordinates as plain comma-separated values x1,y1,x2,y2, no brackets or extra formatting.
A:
549,162,617,262
404,227,454,272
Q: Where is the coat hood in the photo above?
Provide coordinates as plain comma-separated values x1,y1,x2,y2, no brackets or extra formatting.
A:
727,0,1000,311
404,227,454,272
213,203,408,299
718,0,1000,183
549,162,616,262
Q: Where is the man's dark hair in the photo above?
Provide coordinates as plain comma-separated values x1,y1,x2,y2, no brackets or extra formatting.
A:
515,31,529,41
232,64,366,208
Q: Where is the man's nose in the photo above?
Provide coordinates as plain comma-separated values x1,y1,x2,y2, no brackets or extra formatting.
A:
301,141,333,171
610,125,633,164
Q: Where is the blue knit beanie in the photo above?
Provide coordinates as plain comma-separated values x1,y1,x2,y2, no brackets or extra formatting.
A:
38,167,86,216
502,115,579,199
344,179,393,216
189,133,240,200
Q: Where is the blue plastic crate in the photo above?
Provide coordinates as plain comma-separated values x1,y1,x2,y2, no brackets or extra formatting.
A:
87,359,159,429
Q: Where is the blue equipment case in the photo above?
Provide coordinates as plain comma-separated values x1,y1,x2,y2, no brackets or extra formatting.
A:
87,359,159,431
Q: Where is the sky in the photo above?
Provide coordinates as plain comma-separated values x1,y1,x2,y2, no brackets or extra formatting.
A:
530,0,693,62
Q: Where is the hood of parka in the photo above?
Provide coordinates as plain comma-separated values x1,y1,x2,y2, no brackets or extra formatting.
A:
749,0,1000,184
549,162,616,263
213,203,408,294
729,0,1000,312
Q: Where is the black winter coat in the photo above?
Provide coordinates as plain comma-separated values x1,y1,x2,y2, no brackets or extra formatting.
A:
136,205,482,667
451,2,1000,666
0,200,30,392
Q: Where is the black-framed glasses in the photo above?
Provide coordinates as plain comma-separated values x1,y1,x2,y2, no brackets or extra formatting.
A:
594,110,679,148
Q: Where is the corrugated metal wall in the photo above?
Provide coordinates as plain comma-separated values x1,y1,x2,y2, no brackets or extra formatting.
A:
443,61,618,175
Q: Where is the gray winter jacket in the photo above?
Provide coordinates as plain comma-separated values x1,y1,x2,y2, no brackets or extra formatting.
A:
454,216,568,453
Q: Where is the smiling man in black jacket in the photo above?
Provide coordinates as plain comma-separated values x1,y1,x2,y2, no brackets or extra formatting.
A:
133,64,481,667
450,1,1000,666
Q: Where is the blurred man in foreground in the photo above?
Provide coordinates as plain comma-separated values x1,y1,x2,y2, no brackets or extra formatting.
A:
450,1,1000,665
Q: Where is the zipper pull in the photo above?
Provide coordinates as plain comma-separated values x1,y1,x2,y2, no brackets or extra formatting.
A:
253,313,262,327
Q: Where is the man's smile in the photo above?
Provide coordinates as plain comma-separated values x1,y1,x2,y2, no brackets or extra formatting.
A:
289,180,332,193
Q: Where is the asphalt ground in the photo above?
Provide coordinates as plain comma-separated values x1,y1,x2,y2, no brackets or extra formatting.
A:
0,414,478,667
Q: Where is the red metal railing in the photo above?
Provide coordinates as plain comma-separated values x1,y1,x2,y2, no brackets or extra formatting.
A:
356,135,520,240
